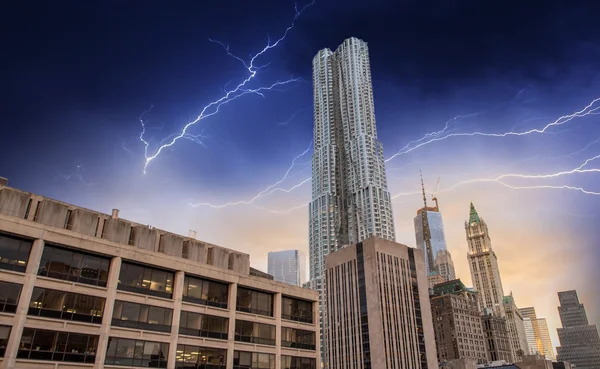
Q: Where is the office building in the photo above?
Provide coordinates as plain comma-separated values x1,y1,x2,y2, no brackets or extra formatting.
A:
537,319,555,361
268,250,305,286
503,294,529,361
523,318,539,355
430,279,487,364
556,290,600,369
0,179,319,369
520,307,555,361
465,203,505,317
435,250,456,282
414,176,448,276
325,236,437,369
482,309,514,363
309,37,396,362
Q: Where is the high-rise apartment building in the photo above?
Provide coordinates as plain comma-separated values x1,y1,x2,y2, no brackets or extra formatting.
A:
430,279,487,364
465,203,505,317
0,179,320,369
482,309,514,362
268,250,305,286
504,294,529,361
556,290,600,369
309,37,396,362
325,236,437,369
520,307,556,361
414,177,449,276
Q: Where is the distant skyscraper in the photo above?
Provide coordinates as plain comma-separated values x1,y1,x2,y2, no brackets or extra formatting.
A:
435,249,456,282
414,175,449,275
520,307,556,361
267,250,305,286
325,236,438,369
556,290,600,369
523,318,539,355
465,203,506,317
309,37,396,364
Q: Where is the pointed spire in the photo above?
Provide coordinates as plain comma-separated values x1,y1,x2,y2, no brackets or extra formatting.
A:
420,170,427,208
469,202,480,223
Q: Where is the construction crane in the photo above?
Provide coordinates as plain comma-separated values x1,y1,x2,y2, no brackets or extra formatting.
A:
432,177,440,211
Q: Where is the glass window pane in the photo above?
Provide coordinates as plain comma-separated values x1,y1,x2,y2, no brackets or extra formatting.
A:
112,301,123,319
120,302,141,321
32,329,56,351
147,306,166,325
66,333,88,353
115,338,135,357
119,263,143,288
20,328,34,350
0,233,32,269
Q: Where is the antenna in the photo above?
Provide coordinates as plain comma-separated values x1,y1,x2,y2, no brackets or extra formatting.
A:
420,170,427,208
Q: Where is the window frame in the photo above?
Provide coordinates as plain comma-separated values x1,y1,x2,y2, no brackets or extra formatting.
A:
182,275,228,309
281,296,313,323
104,337,169,368
117,262,174,299
234,320,276,346
28,287,105,324
111,300,173,333
17,328,98,363
236,287,273,317
179,311,229,340
38,244,110,287
175,344,226,369
0,233,33,272
0,281,22,314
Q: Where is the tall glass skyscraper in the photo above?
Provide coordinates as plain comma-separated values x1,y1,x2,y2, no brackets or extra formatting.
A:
308,37,396,365
267,249,305,286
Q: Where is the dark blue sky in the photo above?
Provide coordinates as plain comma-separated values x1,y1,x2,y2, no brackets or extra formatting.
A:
1,0,600,339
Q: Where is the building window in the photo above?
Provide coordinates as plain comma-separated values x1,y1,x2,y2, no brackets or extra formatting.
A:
233,351,275,369
29,287,104,324
0,233,32,272
38,244,110,287
179,311,228,340
175,344,226,368
281,355,317,369
105,337,168,368
17,328,98,363
236,287,273,317
112,301,172,333
235,320,276,346
281,327,316,350
118,262,173,298
0,281,21,313
182,276,228,308
281,296,313,323
0,325,11,357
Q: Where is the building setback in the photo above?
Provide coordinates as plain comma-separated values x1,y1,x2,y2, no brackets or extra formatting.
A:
268,250,305,286
309,36,396,363
325,236,437,369
0,179,319,369
430,279,487,364
482,310,514,362
556,290,600,369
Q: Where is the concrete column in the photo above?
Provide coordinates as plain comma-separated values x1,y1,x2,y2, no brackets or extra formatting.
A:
1,238,45,369
226,282,238,369
313,299,321,367
93,256,122,369
274,293,282,369
167,271,185,369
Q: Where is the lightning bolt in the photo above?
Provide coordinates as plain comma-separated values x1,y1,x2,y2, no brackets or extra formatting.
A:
385,97,600,162
189,141,313,208
140,1,314,173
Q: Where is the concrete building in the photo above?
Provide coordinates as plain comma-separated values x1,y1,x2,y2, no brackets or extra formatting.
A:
516,354,554,369
556,290,600,369
430,279,488,364
503,294,529,361
0,179,319,369
428,270,445,290
435,249,456,283
481,310,514,363
325,236,437,369
309,37,396,363
414,177,449,276
465,203,505,317
267,250,305,286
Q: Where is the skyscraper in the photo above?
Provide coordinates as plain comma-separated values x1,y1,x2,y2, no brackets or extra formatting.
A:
325,236,437,368
520,307,556,361
536,318,556,361
309,37,396,362
503,294,529,360
414,176,449,276
465,203,506,317
523,318,539,355
435,250,456,282
556,290,600,369
267,249,305,286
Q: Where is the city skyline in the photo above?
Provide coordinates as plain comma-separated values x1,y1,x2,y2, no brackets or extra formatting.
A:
1,0,599,356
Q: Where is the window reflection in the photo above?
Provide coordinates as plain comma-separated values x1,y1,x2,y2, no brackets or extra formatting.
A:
0,281,22,313
118,262,173,298
28,287,104,324
179,311,228,340
17,328,98,363
0,325,11,357
105,337,168,368
0,233,32,272
183,276,228,308
38,244,109,287
235,320,275,346
281,355,317,369
233,351,275,369
281,297,313,323
236,287,273,317
112,301,172,333
281,327,316,350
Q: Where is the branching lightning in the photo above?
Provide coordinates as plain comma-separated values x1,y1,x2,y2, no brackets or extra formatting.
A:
139,1,314,173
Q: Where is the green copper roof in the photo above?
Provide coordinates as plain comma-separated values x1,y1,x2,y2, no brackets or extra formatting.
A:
503,295,514,304
432,279,472,296
469,202,480,223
